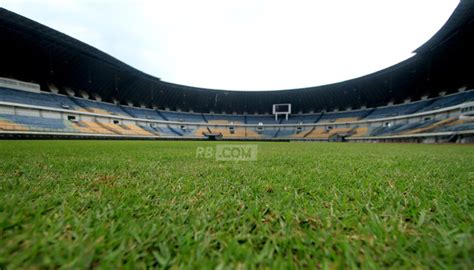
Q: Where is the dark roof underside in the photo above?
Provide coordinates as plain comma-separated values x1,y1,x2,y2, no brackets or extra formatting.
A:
0,0,473,114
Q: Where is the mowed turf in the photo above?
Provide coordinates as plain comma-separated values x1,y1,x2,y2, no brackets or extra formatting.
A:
0,141,473,269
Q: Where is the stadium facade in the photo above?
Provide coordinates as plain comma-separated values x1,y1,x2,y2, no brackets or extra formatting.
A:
0,1,473,142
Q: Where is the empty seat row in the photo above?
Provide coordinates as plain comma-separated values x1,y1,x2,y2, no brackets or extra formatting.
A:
0,88,77,110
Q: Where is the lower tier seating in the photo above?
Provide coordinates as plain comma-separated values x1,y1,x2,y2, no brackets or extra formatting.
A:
0,114,156,136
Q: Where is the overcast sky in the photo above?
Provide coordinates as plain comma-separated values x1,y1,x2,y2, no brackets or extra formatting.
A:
1,0,459,91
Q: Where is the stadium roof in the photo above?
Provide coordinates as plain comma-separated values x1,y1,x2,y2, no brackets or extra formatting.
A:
0,0,473,114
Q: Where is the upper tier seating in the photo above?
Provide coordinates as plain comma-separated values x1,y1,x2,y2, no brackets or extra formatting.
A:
204,114,245,124
285,114,322,124
158,111,205,122
319,110,368,123
417,91,474,112
72,98,131,116
365,100,432,119
0,88,78,110
120,106,162,120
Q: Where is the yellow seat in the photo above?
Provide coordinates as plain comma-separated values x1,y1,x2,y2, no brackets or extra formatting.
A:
0,120,28,131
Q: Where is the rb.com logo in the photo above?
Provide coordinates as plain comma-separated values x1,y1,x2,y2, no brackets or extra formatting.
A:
196,144,258,161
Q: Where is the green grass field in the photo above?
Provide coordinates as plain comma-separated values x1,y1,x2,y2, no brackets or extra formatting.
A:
0,141,473,269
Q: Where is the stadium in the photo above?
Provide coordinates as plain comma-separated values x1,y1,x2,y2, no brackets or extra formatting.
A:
0,1,473,269
0,3,473,142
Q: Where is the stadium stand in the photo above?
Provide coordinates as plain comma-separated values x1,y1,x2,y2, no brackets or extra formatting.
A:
1,86,473,141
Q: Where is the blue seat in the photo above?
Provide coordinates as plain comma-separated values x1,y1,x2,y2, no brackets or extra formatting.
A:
434,122,474,132
261,129,277,138
319,110,367,122
365,101,431,119
275,129,295,137
205,114,245,123
246,115,277,124
418,91,474,112
0,114,68,130
73,98,131,116
373,119,438,135
158,111,205,122
0,88,77,110
286,114,321,124
121,106,162,120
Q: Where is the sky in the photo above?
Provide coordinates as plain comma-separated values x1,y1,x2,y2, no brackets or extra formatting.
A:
1,0,460,91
